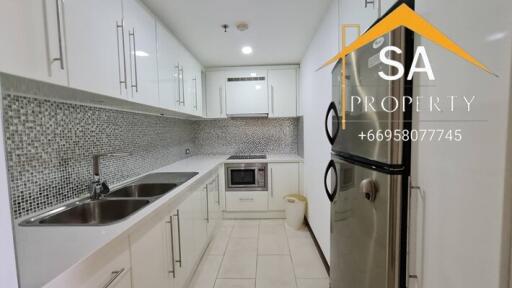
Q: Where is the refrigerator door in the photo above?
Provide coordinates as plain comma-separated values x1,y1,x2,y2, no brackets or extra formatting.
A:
329,155,403,288
329,27,409,165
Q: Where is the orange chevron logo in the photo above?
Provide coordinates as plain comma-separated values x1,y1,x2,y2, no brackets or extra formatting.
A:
320,3,495,129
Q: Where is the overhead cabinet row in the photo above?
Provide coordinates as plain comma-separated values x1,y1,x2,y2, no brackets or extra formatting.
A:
0,0,203,117
206,67,300,118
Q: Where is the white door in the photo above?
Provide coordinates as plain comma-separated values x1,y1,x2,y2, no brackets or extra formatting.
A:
206,71,227,118
64,0,127,99
123,0,159,106
268,69,298,118
156,21,181,110
0,0,67,85
268,163,300,210
130,217,174,288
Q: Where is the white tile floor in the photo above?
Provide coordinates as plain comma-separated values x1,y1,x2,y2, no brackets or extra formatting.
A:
188,219,329,288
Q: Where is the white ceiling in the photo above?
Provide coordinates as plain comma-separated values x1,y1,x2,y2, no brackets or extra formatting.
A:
141,0,332,67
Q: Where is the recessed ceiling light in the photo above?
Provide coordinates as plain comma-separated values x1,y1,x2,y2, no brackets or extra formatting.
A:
241,46,253,55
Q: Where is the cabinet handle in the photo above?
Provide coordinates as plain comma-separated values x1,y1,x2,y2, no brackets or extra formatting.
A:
180,67,185,105
175,64,181,104
219,87,223,114
193,77,198,109
174,210,183,267
239,198,254,201
166,216,176,278
271,85,275,115
129,29,139,93
270,168,274,198
116,21,128,90
51,0,65,70
217,175,220,205
206,186,210,223
102,268,126,288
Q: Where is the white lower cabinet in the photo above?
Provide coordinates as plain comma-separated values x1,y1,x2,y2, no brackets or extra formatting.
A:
44,237,132,288
207,175,222,238
226,191,269,211
268,163,300,210
130,215,174,288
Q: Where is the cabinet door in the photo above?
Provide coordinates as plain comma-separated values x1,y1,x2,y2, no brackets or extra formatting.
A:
207,175,221,238
268,163,300,210
64,0,127,98
130,217,174,288
156,21,181,110
0,0,67,85
180,51,196,115
205,71,227,118
268,69,298,118
44,237,132,288
174,189,206,288
123,0,159,106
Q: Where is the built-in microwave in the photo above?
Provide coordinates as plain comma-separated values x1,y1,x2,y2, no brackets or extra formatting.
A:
225,163,267,191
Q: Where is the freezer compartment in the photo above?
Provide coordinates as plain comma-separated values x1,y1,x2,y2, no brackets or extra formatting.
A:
328,27,409,165
328,155,404,288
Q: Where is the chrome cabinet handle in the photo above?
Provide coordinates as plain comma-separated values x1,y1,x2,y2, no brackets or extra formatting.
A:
116,21,128,90
181,67,185,105
219,87,223,114
102,268,126,288
174,210,182,267
166,216,176,278
216,175,220,205
271,85,275,115
193,77,198,109
205,186,210,223
239,198,254,201
270,168,274,198
129,29,139,92
175,64,181,104
51,0,65,70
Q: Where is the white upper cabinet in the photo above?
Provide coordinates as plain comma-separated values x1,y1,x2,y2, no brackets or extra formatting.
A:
181,52,203,116
64,0,127,99
205,71,227,118
268,69,298,118
123,0,159,106
268,163,300,211
225,70,269,116
0,0,68,85
156,21,181,110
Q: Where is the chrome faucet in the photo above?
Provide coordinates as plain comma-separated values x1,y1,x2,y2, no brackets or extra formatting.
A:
90,153,131,200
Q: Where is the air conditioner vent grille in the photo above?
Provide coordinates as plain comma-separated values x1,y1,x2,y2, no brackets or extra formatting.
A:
227,76,265,82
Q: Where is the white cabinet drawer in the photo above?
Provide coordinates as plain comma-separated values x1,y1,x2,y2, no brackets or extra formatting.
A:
45,237,131,288
226,192,268,211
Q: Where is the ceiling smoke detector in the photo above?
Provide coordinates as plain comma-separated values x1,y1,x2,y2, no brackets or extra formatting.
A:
236,22,249,32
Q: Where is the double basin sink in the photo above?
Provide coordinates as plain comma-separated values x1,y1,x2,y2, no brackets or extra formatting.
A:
20,172,198,226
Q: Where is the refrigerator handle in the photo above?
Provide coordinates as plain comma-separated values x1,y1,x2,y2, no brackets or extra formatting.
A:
324,160,338,202
325,102,339,145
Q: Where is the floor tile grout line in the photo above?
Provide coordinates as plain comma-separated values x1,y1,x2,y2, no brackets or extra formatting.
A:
284,221,300,288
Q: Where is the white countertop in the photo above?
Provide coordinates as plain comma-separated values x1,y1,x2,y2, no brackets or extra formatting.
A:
15,154,302,288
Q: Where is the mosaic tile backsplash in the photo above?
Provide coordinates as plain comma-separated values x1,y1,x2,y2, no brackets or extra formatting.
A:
3,94,197,219
195,118,298,155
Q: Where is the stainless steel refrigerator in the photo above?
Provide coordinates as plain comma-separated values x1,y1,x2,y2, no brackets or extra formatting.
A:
324,5,414,288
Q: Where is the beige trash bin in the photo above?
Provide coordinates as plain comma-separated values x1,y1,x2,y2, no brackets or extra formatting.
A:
284,194,307,230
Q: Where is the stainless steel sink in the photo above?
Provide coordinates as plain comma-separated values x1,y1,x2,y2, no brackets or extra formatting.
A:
19,171,199,226
20,199,150,226
105,183,178,198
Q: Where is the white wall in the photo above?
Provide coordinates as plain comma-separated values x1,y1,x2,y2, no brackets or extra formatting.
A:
412,0,512,287
0,81,19,287
300,0,339,262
